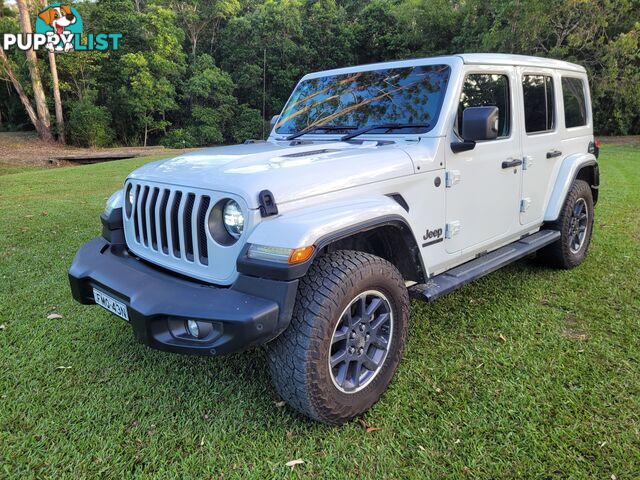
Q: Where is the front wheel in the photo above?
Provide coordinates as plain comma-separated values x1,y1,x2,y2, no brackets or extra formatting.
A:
537,179,594,269
266,250,409,424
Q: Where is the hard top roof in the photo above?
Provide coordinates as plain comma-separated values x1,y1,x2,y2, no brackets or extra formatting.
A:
302,53,586,80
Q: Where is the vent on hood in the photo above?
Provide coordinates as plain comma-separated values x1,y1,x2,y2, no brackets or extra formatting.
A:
281,149,338,158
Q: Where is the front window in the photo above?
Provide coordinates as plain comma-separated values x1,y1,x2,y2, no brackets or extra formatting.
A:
456,73,511,138
275,64,451,135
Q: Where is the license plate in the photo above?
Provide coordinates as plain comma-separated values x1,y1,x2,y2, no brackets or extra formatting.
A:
93,288,129,321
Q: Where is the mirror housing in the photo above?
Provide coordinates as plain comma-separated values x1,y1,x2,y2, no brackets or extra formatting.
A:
270,115,281,131
461,106,499,142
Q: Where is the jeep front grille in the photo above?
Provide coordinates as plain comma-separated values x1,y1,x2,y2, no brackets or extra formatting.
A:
122,180,251,285
130,184,211,265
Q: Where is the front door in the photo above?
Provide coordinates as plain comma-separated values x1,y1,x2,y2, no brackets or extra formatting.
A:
445,68,522,254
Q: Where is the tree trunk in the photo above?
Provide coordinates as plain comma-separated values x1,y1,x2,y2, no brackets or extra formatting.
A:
192,34,198,58
16,0,53,142
47,51,65,144
38,0,65,144
0,48,41,131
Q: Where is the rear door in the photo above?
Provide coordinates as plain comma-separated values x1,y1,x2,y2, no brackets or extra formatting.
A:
445,67,522,253
518,68,563,225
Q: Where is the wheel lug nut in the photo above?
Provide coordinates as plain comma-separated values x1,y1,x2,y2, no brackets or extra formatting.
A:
359,324,365,332
358,347,364,355
348,346,355,354
365,333,370,340
350,331,356,339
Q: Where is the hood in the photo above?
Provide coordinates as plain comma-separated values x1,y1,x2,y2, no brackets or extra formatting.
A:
128,140,415,209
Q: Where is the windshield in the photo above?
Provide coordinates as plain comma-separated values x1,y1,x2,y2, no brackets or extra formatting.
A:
275,64,451,136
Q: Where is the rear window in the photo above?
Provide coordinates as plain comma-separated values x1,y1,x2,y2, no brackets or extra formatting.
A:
562,77,587,128
523,75,554,133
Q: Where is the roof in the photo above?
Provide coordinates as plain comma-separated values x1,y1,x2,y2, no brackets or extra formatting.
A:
303,53,586,80
458,53,586,73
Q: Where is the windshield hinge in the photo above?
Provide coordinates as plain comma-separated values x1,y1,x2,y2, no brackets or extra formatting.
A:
258,190,278,217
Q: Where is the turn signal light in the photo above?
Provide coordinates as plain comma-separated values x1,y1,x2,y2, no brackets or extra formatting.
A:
288,246,315,264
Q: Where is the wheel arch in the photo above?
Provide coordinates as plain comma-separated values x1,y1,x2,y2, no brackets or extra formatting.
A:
238,196,426,283
319,219,426,283
544,153,599,222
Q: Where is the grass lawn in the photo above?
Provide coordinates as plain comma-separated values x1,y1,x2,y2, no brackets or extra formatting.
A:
1,146,638,478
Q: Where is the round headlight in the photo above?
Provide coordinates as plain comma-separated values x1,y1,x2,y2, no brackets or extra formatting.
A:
104,189,124,216
223,200,244,239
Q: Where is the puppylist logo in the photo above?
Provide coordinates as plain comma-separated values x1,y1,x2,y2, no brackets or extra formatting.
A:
2,3,121,53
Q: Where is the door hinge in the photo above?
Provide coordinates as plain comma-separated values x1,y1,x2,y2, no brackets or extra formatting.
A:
520,198,531,213
445,170,461,188
445,221,461,238
522,156,533,170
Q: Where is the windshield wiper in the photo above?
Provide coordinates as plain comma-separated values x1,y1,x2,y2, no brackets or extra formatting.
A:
340,123,430,141
285,125,357,141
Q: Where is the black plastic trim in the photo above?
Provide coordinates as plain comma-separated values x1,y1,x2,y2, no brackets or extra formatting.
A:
68,237,299,356
101,208,125,245
410,230,561,302
450,140,476,153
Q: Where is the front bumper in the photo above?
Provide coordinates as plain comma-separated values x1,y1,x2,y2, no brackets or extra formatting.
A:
68,237,298,355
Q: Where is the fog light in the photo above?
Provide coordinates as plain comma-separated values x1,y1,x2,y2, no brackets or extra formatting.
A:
186,319,200,338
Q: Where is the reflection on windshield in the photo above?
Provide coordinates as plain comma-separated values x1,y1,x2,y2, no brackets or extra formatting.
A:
275,64,451,135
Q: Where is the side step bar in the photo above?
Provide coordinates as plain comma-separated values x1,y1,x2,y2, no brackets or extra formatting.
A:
409,229,561,302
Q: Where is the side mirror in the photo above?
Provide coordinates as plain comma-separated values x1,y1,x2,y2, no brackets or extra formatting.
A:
270,115,281,130
461,106,499,141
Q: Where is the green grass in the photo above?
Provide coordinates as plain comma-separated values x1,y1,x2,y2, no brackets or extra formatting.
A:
0,162,43,176
1,147,639,479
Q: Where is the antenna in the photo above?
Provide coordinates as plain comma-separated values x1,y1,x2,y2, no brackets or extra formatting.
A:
262,48,267,139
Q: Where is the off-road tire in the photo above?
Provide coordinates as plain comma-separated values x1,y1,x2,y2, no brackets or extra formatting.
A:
537,179,594,269
266,250,409,424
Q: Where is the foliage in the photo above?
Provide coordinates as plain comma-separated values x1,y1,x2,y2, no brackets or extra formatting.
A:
1,0,639,144
67,95,115,147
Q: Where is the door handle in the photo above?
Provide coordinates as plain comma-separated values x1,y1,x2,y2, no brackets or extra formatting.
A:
502,158,523,169
546,150,562,158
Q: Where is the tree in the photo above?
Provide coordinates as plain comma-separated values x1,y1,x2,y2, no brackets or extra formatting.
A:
15,0,52,141
179,53,261,144
170,0,240,58
119,52,177,146
0,49,40,132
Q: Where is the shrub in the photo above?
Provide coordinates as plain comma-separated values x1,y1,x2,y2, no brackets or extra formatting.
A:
67,99,115,148
228,104,264,143
160,128,198,148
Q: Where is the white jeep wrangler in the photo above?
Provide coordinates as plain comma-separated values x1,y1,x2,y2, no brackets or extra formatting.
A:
69,54,600,424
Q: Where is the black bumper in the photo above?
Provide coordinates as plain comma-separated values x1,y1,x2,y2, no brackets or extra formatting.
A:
68,237,298,355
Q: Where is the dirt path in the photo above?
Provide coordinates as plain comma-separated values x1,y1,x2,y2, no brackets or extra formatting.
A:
0,132,189,169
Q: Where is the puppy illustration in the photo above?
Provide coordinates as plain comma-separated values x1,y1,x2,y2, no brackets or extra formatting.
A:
38,5,77,52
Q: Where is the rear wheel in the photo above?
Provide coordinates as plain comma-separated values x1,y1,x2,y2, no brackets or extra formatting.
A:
266,250,409,424
537,179,594,269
